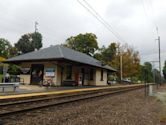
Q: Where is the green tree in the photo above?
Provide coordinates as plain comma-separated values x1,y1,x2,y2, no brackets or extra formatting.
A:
7,64,21,75
140,62,153,83
153,68,160,83
64,33,98,56
15,32,42,54
31,32,43,50
103,43,117,61
9,47,19,57
0,38,12,58
95,43,117,62
163,61,166,80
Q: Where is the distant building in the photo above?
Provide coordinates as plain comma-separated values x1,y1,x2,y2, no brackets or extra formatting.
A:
5,45,116,86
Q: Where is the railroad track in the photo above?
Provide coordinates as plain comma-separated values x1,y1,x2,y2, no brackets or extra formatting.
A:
0,85,144,118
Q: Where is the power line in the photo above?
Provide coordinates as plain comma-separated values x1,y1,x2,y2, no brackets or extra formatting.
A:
77,0,126,82
147,0,158,28
77,0,126,43
141,0,158,33
141,51,166,57
82,0,126,43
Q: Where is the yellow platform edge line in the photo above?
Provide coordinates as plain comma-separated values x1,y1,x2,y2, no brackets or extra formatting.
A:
0,84,144,100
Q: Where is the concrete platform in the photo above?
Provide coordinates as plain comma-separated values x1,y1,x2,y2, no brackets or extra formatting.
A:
0,85,97,96
0,84,144,100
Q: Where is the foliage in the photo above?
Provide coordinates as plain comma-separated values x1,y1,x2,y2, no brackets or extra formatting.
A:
95,42,141,82
153,68,160,83
15,32,42,54
120,44,140,79
0,56,6,62
140,62,153,83
9,47,19,57
7,64,21,75
31,32,43,50
0,65,3,74
0,38,12,58
110,43,140,81
94,43,117,63
64,33,98,56
163,61,166,80
0,74,2,82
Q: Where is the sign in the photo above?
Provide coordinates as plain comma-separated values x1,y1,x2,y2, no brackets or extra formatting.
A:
21,68,30,74
45,68,55,77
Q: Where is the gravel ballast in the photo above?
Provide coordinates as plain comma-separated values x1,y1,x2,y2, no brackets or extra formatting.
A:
2,86,165,125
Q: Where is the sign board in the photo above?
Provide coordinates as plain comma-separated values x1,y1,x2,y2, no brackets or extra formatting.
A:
21,68,30,74
45,68,55,77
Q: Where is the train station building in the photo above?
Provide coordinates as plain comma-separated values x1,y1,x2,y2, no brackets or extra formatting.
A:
5,45,116,86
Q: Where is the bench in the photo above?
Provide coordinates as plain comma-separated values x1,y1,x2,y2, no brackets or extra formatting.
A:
62,80,78,86
0,82,20,92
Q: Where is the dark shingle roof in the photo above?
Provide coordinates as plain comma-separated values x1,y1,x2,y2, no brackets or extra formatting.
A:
6,45,117,72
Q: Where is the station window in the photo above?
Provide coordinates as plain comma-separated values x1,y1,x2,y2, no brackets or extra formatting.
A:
90,69,93,80
66,65,72,79
101,69,103,81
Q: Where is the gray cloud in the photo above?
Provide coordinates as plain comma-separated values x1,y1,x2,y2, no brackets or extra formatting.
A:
0,0,166,67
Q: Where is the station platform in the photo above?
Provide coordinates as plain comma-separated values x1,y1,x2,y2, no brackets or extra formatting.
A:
0,84,144,100
0,85,97,95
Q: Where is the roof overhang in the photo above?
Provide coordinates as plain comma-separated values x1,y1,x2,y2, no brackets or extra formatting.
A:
4,58,117,72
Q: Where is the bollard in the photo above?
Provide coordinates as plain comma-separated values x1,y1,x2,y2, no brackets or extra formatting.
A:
149,85,153,96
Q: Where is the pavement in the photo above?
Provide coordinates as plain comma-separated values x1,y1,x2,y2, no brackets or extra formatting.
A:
155,92,166,103
0,83,144,96
0,85,98,96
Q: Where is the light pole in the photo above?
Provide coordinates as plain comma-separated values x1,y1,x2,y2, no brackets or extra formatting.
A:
35,21,38,33
155,27,162,86
118,48,123,83
156,36,161,86
120,51,123,83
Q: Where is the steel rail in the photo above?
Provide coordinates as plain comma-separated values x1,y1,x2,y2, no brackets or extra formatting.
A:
0,85,143,106
0,86,143,118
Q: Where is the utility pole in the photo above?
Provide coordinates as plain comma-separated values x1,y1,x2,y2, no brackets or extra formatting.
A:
158,36,162,85
35,21,38,33
118,47,123,83
120,52,123,83
156,27,162,86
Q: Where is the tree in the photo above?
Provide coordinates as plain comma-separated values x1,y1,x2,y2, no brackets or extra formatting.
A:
94,43,117,63
163,61,166,80
64,33,98,56
7,64,21,75
15,32,42,54
121,45,140,80
95,42,141,82
0,38,12,58
9,47,19,57
110,43,140,82
31,32,43,50
153,68,160,83
102,43,117,61
140,62,153,83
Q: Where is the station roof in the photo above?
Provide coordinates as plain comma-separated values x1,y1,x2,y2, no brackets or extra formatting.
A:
5,45,117,72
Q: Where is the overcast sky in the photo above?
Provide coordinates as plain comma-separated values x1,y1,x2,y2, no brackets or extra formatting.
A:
0,0,166,67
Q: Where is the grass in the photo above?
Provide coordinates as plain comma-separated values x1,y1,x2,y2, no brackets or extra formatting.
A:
0,74,2,82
